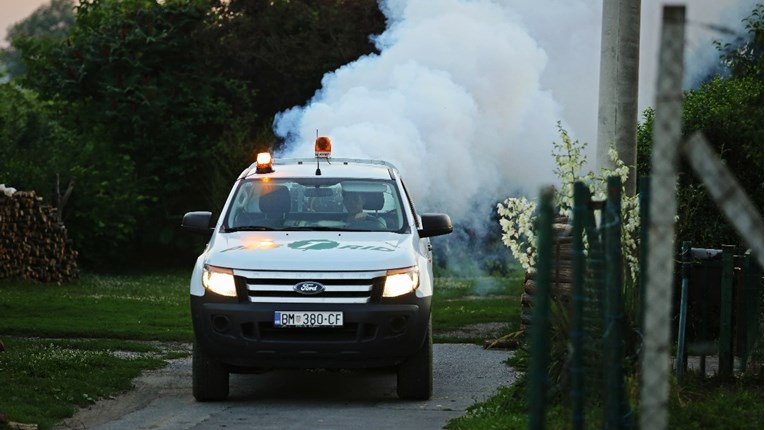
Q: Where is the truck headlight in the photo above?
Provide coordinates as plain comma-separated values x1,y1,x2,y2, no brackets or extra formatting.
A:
383,267,419,298
202,265,237,297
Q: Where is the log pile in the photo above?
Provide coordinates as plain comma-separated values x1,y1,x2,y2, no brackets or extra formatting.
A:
519,216,572,332
0,189,78,282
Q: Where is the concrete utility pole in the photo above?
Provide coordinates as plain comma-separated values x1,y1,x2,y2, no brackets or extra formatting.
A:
596,0,641,196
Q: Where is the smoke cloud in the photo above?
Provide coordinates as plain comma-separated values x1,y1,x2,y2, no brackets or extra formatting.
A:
273,0,756,230
274,0,572,227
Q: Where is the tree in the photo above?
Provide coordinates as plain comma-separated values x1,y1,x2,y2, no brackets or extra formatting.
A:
16,0,258,266
637,5,763,249
0,84,66,193
0,0,75,79
13,0,386,268
714,4,764,81
0,83,145,266
204,0,385,148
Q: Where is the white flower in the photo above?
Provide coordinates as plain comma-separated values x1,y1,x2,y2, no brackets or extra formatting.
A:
497,124,641,283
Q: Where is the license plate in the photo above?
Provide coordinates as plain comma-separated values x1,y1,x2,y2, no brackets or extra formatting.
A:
274,311,343,328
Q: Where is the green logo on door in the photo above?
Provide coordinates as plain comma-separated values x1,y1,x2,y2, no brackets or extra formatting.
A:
288,239,395,252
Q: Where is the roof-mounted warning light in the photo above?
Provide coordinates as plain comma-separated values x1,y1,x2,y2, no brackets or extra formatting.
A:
315,136,332,158
255,152,273,174
314,136,332,176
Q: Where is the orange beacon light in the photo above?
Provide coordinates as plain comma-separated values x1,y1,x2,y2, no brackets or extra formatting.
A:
315,136,332,158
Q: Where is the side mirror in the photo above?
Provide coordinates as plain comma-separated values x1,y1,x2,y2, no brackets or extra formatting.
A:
181,211,214,236
418,213,452,238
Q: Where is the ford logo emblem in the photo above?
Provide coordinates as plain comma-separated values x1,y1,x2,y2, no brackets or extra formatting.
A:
294,281,325,295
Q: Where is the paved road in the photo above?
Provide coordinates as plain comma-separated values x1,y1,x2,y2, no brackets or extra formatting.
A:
59,344,516,430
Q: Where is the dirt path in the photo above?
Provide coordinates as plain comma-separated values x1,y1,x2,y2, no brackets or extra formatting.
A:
57,344,516,430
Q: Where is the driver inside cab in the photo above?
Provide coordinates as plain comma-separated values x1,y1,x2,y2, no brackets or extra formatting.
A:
342,191,386,229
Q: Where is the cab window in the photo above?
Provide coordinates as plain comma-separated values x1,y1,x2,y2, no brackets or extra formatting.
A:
224,178,406,232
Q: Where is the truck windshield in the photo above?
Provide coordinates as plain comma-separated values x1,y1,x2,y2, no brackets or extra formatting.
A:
224,178,407,232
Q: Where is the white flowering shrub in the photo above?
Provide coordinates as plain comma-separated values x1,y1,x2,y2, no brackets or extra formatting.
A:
497,124,640,283
497,196,538,271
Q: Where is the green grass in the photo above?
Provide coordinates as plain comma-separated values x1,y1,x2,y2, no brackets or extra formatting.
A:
0,272,192,429
433,275,523,332
432,274,523,342
0,270,523,428
0,272,192,341
447,352,764,430
0,338,167,430
0,272,523,342
667,372,764,429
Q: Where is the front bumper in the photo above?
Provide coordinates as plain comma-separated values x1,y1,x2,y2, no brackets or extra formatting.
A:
191,295,431,370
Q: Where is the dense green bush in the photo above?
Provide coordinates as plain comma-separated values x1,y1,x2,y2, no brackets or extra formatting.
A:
637,5,763,249
3,0,383,269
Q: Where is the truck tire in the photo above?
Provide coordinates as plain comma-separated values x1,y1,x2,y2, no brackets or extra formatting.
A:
396,318,433,400
192,340,229,401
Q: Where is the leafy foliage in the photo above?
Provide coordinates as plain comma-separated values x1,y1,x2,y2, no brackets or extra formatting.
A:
3,0,384,269
11,0,252,266
0,0,75,79
0,84,62,193
637,5,763,249
713,4,764,81
0,82,146,263
204,0,385,145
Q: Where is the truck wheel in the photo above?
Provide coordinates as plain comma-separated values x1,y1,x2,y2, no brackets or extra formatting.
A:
192,340,229,401
396,319,433,400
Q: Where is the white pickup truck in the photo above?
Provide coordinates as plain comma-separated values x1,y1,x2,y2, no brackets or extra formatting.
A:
182,138,452,401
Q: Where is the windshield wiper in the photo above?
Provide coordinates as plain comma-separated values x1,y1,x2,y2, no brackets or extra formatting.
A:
225,226,277,232
280,226,339,231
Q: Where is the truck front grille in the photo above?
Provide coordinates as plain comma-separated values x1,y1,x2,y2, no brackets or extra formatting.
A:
233,269,386,304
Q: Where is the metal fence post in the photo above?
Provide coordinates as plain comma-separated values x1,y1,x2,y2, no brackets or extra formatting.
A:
604,176,630,429
529,187,555,430
638,176,650,338
740,251,762,371
570,182,589,430
675,241,691,379
719,245,735,379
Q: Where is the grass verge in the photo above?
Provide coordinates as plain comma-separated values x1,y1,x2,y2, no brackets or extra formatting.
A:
0,272,192,341
0,338,167,430
432,274,523,343
446,349,764,430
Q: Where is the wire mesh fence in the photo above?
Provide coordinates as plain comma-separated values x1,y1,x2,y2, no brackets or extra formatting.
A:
528,177,635,430
525,5,763,430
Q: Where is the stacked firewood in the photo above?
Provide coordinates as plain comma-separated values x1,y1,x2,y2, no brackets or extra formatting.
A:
0,189,78,282
520,217,572,332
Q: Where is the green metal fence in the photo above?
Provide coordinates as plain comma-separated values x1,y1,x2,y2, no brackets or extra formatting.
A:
675,244,764,379
527,174,763,429
528,177,634,430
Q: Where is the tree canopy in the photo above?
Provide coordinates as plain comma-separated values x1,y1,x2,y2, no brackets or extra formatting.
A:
1,0,383,268
638,5,763,249
0,0,75,79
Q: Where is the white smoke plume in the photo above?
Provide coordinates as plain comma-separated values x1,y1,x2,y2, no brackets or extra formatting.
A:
274,0,574,226
273,0,756,229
